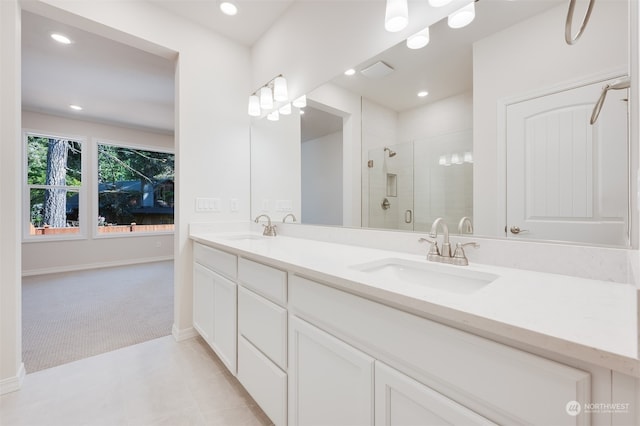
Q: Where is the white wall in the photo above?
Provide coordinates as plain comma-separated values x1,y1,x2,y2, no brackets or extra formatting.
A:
398,92,472,142
0,0,251,392
0,0,24,394
250,111,301,222
21,111,175,275
473,1,628,237
301,131,343,225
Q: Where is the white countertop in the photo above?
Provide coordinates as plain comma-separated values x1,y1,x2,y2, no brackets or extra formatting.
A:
190,231,639,377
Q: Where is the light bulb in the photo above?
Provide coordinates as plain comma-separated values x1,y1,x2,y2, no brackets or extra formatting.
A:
407,27,430,49
428,0,453,7
448,2,476,29
279,103,292,115
260,86,273,110
451,153,462,164
273,76,288,102
248,95,261,117
384,0,408,33
292,95,307,108
267,110,279,121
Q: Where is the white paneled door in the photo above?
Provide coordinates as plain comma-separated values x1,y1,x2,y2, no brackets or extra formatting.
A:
506,78,629,246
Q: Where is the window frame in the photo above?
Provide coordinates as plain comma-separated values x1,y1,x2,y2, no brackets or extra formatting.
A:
93,138,175,239
22,130,87,242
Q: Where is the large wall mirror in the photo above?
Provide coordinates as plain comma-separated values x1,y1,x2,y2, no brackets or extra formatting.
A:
250,0,633,248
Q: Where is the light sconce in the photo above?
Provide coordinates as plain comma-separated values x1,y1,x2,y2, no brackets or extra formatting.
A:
439,155,450,166
463,152,473,163
428,0,453,7
451,153,463,165
448,2,476,29
292,95,307,108
385,0,408,32
407,27,430,49
248,74,289,117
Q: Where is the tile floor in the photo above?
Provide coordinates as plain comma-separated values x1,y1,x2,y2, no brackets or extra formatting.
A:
0,336,272,426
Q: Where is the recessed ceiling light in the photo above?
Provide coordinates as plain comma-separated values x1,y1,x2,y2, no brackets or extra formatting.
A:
344,69,356,76
299,109,305,115
220,2,238,16
417,91,429,97
51,33,72,44
69,104,83,111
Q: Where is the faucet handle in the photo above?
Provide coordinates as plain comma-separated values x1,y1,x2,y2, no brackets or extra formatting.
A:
452,242,478,266
418,237,440,260
262,224,277,237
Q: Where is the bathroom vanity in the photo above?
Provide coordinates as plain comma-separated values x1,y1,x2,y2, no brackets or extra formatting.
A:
190,229,638,426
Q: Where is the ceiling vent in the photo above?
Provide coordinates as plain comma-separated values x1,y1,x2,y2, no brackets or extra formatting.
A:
360,61,395,79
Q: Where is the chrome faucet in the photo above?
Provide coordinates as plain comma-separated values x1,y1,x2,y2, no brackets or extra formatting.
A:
254,214,277,236
418,218,479,266
282,213,297,223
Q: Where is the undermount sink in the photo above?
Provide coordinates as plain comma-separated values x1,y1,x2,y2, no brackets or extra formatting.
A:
350,258,499,294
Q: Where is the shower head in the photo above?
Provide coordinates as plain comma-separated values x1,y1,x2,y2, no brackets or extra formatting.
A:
384,147,396,157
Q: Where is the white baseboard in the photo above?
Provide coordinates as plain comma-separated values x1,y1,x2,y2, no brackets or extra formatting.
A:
22,255,174,277
172,324,198,341
0,363,25,395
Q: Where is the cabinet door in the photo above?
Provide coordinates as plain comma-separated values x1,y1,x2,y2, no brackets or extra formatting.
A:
193,262,237,375
193,263,215,344
211,269,237,375
289,316,374,426
375,362,496,426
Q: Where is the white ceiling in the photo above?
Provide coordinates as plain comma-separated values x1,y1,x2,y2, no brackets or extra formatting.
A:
21,0,565,134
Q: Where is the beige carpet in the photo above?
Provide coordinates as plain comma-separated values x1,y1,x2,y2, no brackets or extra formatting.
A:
22,261,174,373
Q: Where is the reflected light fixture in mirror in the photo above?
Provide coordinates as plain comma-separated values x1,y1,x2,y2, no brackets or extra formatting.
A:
385,0,409,32
448,2,476,28
428,0,454,7
293,95,307,108
279,103,292,115
417,90,429,97
345,68,356,76
267,110,279,121
407,27,430,49
51,33,72,44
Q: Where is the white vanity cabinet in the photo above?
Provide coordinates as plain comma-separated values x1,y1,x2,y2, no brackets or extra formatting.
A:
289,316,374,426
237,258,288,426
192,242,237,375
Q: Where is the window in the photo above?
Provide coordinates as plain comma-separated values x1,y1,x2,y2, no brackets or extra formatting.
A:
97,143,174,234
25,134,83,237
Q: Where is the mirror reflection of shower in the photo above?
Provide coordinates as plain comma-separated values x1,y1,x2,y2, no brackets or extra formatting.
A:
384,147,396,157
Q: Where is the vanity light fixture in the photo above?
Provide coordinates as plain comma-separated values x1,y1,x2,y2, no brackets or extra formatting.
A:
407,27,430,49
384,0,409,32
248,94,261,117
69,104,83,111
279,103,292,115
259,86,274,110
273,76,288,102
448,2,476,29
428,0,454,7
51,33,72,44
463,152,473,163
292,95,307,108
220,2,238,16
439,155,450,166
344,68,356,76
417,91,429,97
451,153,463,165
267,110,280,121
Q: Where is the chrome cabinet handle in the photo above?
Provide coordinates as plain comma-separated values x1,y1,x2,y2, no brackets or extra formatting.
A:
509,226,529,235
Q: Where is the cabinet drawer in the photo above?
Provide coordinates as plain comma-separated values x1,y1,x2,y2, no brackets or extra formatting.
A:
238,336,287,426
194,242,237,280
239,286,287,370
238,257,287,306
